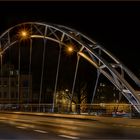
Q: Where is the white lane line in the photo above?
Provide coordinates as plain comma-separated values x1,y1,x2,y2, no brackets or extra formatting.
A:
34,129,48,134
16,126,26,129
59,135,79,139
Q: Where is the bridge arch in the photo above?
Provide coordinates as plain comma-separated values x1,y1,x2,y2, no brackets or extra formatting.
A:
0,22,140,113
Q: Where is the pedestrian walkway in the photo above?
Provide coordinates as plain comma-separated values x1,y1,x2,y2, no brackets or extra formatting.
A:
1,111,140,128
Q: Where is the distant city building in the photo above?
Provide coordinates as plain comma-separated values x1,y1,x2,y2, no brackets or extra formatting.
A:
0,64,32,104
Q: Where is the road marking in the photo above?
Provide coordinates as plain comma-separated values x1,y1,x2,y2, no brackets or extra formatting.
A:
34,129,48,134
59,135,79,139
16,126,26,129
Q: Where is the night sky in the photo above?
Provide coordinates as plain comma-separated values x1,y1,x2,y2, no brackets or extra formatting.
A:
0,1,140,76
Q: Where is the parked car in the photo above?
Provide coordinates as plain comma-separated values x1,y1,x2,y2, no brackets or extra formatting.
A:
112,110,130,117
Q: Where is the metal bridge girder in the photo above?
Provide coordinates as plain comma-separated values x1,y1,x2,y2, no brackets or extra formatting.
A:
0,22,140,113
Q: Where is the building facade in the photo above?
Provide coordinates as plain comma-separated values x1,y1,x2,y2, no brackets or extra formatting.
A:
0,64,32,105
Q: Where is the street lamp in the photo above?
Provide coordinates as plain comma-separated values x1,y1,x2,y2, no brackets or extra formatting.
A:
67,46,73,52
18,29,30,41
21,30,28,38
65,89,69,92
65,44,74,55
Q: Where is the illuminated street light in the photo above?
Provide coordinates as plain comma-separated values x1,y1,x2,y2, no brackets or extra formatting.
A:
18,29,30,41
65,89,69,92
21,30,27,37
67,46,73,52
65,44,74,55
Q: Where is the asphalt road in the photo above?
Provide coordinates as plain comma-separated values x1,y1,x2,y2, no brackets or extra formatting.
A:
0,113,140,139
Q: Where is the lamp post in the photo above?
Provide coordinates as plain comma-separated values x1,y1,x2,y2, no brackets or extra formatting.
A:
17,29,30,109
52,44,74,113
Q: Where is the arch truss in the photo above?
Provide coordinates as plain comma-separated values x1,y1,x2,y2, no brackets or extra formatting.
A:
0,22,140,113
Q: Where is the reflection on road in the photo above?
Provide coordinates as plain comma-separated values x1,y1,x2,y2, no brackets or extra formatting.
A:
0,113,139,139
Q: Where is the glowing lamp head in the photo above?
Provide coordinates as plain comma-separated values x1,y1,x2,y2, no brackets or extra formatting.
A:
18,28,30,41
21,30,27,37
67,46,73,52
65,44,74,55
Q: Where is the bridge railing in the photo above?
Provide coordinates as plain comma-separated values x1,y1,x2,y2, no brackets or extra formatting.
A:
0,103,139,118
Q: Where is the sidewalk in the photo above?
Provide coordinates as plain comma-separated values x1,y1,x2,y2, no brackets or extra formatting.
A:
2,111,140,127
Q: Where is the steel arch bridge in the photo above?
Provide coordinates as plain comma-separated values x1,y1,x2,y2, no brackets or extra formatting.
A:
0,22,140,113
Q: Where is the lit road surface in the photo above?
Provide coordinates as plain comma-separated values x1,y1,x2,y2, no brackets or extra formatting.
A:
0,113,140,139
